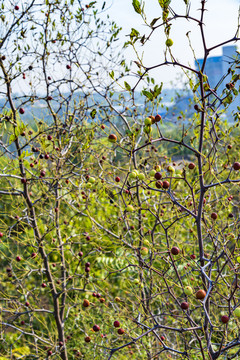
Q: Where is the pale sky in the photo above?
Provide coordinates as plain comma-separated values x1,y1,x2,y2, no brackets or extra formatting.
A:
108,0,240,88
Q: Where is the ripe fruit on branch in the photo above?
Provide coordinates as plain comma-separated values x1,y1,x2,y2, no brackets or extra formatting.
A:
155,172,162,180
88,177,95,184
85,336,91,343
83,299,90,307
181,302,189,310
184,286,193,296
149,169,156,177
138,173,145,180
143,125,152,134
19,108,25,114
221,315,229,323
166,38,173,47
41,283,47,288
15,5,19,10
196,289,206,300
171,247,180,255
117,328,124,335
155,180,163,189
66,64,71,69
31,252,37,258
108,134,117,143
155,114,161,123
115,176,120,182
113,320,120,328
162,181,170,189
190,254,196,260
0,232,3,238
16,256,21,262
93,325,100,332
211,212,218,220
188,163,196,170
233,162,240,170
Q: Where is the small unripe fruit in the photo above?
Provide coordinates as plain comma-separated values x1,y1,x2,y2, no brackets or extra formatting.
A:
126,205,134,212
196,289,206,300
233,162,240,171
88,177,95,184
188,163,196,170
117,328,124,335
115,297,121,302
114,320,120,328
149,169,156,177
166,38,173,47
143,125,151,134
221,315,229,323
138,173,145,180
141,247,148,256
211,212,218,220
167,165,175,173
180,302,189,310
184,286,193,296
171,247,180,255
93,325,100,332
144,117,152,126
108,134,117,143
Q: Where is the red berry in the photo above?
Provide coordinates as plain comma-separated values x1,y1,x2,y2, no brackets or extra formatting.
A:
171,247,180,255
21,320,25,325
233,162,240,171
16,256,21,262
15,5,19,10
155,181,163,189
211,212,218,220
0,232,3,237
40,170,46,177
78,251,83,257
196,289,206,300
180,302,189,310
47,135,52,141
85,336,91,343
31,252,37,258
221,315,229,324
155,172,162,180
66,65,71,70
108,134,117,143
162,181,170,189
93,324,100,332
101,125,105,129
117,328,124,335
160,335,165,341
115,176,120,182
113,320,120,328
19,108,25,114
47,96,53,101
155,114,161,122
188,162,196,169
42,283,47,288
190,254,196,260
47,350,52,356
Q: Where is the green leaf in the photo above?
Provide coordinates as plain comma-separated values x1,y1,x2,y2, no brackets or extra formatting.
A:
150,17,160,27
132,0,141,14
124,81,131,91
90,109,97,119
109,70,114,79
142,90,153,101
